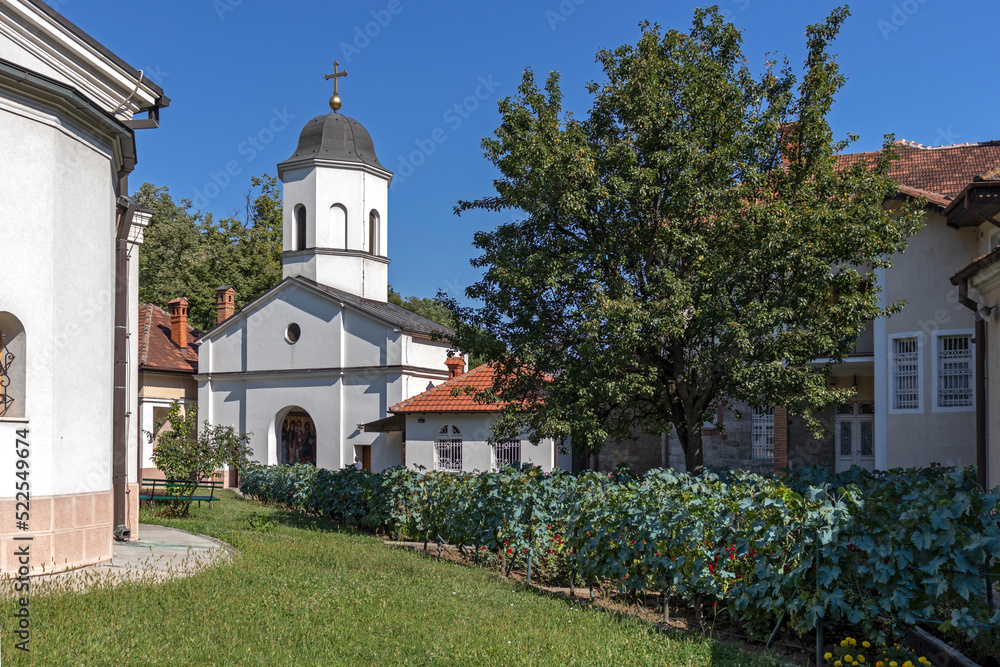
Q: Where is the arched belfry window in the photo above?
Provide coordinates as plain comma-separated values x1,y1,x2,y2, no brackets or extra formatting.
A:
330,204,347,250
0,312,26,418
369,209,380,255
295,205,307,251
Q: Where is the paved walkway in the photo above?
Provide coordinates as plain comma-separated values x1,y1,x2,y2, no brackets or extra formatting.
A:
23,524,234,593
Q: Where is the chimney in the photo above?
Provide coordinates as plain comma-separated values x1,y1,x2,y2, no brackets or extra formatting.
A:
216,285,236,324
167,297,189,348
779,121,799,166
445,355,465,379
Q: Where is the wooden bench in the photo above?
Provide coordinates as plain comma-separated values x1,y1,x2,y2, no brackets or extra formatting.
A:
138,478,222,509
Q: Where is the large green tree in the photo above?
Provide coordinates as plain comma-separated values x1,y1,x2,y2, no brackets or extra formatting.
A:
442,6,923,473
135,176,284,331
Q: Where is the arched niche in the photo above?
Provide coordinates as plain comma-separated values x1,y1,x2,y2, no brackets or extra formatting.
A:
294,205,307,251
328,204,347,250
275,406,317,466
0,312,26,418
368,209,380,255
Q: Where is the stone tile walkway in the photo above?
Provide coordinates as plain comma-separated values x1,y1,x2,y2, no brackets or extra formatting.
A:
17,524,234,592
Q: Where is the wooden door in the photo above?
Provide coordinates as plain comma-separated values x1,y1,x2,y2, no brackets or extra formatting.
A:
360,445,372,471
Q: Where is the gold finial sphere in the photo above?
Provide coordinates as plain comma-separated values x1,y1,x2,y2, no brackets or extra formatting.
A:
329,94,342,112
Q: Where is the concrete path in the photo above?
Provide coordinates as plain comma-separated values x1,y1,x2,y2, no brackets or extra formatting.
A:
21,524,234,593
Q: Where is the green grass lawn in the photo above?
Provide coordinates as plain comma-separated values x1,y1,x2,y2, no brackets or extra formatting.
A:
5,492,782,666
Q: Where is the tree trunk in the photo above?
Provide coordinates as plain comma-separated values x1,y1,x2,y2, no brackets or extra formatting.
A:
680,422,704,475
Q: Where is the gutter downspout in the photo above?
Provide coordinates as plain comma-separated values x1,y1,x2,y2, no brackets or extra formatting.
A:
113,192,136,541
956,281,987,489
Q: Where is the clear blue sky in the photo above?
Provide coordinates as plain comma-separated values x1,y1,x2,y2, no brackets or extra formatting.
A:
66,0,999,303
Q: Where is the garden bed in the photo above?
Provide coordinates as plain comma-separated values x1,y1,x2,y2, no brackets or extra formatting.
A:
241,462,1000,665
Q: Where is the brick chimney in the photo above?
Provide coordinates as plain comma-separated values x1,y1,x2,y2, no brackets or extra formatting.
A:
216,285,236,324
779,121,799,166
445,355,465,379
167,297,189,348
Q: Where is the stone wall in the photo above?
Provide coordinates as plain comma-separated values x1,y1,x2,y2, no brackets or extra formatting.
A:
590,404,776,476
594,431,665,475
583,402,842,477
787,407,836,473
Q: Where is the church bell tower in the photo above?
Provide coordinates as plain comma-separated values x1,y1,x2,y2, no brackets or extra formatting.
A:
277,62,392,302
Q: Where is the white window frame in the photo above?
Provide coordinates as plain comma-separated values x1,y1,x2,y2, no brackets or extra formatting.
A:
888,332,923,414
491,439,522,471
931,329,975,413
751,407,774,460
434,424,463,472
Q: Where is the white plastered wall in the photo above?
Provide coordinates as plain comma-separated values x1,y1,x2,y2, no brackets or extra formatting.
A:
404,412,557,473
0,90,117,498
882,209,978,469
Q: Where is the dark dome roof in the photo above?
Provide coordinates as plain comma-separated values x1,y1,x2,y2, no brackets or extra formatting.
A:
279,114,386,171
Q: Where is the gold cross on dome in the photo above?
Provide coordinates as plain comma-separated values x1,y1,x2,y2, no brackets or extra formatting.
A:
324,61,348,112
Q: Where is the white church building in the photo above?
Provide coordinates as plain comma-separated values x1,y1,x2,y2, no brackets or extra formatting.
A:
196,96,455,473
0,0,167,574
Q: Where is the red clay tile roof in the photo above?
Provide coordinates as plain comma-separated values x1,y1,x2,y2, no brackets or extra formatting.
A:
138,303,201,374
837,139,1000,207
390,363,505,413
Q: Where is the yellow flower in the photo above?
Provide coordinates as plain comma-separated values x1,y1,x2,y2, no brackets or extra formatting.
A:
890,662,897,667
859,657,866,664
835,662,842,667
846,656,854,662
904,662,913,667
863,641,871,649
825,653,833,661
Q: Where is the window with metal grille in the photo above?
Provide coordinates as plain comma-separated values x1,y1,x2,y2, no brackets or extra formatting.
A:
892,337,920,410
492,440,522,471
937,335,973,408
434,424,462,472
751,407,774,460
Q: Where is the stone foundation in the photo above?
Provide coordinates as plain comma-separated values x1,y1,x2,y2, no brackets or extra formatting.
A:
0,490,114,576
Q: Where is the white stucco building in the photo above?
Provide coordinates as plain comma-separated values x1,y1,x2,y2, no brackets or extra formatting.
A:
371,360,568,473
0,0,167,574
196,107,454,472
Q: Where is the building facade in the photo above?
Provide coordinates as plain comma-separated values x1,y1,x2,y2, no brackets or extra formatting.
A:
0,0,166,574
369,361,568,473
197,107,454,473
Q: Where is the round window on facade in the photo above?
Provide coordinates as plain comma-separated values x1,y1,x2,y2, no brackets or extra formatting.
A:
285,323,301,344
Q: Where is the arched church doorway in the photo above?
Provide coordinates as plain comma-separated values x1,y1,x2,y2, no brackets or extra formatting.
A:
278,407,317,465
